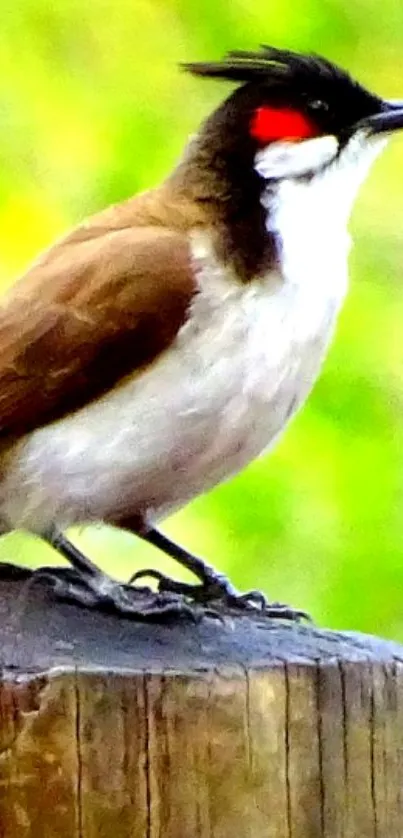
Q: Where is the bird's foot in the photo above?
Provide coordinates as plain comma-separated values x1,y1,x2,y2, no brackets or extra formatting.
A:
39,530,206,621
31,565,200,622
130,567,309,622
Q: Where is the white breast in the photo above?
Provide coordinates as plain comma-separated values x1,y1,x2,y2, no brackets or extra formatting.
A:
1,219,348,534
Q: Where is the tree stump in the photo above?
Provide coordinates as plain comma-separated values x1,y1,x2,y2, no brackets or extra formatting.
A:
0,565,403,837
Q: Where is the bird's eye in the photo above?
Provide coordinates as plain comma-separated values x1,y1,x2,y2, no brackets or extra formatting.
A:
309,99,329,112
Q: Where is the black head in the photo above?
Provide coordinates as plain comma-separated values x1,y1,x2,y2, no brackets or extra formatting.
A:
184,46,403,146
174,47,403,282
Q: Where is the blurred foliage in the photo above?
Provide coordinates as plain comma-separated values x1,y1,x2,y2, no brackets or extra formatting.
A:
0,0,403,638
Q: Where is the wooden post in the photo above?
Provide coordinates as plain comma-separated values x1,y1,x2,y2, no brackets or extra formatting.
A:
0,565,403,837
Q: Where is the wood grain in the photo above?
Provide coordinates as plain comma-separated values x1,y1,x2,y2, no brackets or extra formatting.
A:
0,565,403,837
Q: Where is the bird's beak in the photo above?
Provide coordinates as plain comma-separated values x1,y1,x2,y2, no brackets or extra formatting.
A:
357,100,403,135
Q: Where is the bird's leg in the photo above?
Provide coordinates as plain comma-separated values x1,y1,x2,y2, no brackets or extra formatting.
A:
36,529,198,620
128,523,307,620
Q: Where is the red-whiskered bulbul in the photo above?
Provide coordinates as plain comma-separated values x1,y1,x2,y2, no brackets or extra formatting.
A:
1,46,402,619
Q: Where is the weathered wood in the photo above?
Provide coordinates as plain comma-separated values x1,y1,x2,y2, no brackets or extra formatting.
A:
0,564,403,837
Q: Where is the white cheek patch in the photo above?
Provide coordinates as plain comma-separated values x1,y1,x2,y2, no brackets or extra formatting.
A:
254,135,339,180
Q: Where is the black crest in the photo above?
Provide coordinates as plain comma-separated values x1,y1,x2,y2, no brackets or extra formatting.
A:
184,45,358,88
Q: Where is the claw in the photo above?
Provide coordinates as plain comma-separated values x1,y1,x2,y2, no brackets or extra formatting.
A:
129,567,167,586
129,566,307,622
260,602,312,622
32,566,201,622
130,567,197,597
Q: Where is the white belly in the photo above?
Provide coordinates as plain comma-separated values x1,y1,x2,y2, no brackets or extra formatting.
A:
1,232,347,533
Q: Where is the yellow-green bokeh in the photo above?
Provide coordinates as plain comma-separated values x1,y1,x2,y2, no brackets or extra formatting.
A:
1,0,403,638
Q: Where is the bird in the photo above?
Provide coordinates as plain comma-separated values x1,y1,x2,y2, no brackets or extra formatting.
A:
0,46,402,619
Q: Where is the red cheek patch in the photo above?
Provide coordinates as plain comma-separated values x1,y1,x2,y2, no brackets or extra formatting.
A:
250,106,318,144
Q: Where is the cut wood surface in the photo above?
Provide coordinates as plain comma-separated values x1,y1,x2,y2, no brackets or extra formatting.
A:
0,563,403,837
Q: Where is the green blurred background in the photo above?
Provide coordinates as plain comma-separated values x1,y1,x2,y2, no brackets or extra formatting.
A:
1,0,403,638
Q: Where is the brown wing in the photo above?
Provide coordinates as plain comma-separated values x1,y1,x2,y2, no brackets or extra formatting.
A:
0,224,196,438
